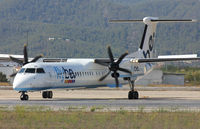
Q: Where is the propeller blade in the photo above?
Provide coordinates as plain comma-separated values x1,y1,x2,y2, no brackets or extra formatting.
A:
99,70,111,81
30,55,43,63
10,72,17,77
113,72,119,88
9,56,23,65
118,67,131,74
23,44,28,64
116,52,128,65
108,46,114,63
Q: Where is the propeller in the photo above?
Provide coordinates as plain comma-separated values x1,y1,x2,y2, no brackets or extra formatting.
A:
9,44,43,77
96,46,131,87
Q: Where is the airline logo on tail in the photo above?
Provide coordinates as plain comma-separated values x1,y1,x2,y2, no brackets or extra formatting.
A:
142,32,155,58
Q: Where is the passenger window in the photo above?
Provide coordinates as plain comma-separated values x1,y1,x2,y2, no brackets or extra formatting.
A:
18,68,25,73
36,68,45,73
25,68,35,73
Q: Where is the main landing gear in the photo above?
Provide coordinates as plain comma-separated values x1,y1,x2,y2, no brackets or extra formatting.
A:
42,91,53,99
20,91,29,101
128,79,139,99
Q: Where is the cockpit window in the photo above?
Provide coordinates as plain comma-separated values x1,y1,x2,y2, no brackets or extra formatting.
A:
36,68,45,73
25,68,35,73
18,68,25,73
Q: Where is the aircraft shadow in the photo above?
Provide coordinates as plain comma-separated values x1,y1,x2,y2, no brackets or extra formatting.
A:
28,97,191,102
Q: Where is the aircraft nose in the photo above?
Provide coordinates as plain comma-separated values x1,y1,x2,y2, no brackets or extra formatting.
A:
13,74,33,91
13,77,25,91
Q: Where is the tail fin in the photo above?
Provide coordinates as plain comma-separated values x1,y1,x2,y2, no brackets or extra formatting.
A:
139,17,158,58
110,17,196,58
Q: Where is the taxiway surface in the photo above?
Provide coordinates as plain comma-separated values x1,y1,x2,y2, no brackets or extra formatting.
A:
1,88,200,111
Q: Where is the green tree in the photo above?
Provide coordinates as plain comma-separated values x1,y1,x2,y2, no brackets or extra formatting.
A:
0,72,8,82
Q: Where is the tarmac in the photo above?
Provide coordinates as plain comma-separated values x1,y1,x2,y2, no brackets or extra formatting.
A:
1,86,200,111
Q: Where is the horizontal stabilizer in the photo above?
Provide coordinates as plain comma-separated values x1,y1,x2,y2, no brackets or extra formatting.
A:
109,20,143,23
151,19,197,22
158,54,197,59
109,17,197,24
109,19,197,23
130,57,200,63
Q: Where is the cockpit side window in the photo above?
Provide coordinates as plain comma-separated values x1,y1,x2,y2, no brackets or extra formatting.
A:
18,68,25,73
36,68,45,73
25,68,35,73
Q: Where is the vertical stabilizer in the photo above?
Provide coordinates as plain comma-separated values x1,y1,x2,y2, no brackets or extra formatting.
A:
109,17,196,59
139,17,158,58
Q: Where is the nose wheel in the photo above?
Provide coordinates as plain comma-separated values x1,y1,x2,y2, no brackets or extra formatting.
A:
20,92,29,101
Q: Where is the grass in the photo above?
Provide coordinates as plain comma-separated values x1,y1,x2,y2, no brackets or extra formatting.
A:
0,106,200,129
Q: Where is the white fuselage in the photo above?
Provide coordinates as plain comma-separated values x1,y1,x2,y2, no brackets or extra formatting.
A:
13,58,145,92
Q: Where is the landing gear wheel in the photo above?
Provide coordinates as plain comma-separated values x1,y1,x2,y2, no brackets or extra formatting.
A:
42,91,47,98
42,91,53,99
128,91,139,99
128,91,134,99
133,91,139,99
47,91,53,98
20,94,24,100
20,93,29,101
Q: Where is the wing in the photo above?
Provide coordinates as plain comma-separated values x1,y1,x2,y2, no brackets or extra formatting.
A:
0,54,24,62
130,57,200,63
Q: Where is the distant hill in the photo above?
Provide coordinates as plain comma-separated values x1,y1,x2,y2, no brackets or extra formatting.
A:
0,0,199,58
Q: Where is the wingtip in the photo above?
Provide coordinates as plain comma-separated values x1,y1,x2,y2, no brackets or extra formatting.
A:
192,19,198,22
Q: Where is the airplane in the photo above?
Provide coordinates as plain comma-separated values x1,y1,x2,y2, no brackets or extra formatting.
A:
8,16,200,101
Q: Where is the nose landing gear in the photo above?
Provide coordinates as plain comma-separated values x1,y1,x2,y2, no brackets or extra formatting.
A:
20,91,29,101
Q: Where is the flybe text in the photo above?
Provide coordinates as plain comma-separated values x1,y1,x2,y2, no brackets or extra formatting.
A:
53,66,76,83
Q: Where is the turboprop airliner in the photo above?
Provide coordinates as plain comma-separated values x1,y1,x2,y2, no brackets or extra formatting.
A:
9,17,200,101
